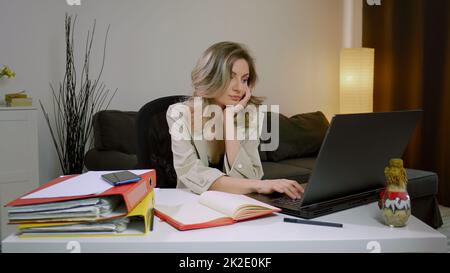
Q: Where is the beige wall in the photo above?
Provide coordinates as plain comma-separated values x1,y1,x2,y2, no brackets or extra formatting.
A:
343,0,363,48
0,0,361,183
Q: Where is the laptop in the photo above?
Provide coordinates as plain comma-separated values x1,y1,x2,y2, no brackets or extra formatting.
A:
247,110,422,219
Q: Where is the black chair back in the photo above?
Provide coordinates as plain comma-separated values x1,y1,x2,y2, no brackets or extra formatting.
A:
136,95,189,188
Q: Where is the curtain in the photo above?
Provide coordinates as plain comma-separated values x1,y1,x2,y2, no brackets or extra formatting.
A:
363,0,450,206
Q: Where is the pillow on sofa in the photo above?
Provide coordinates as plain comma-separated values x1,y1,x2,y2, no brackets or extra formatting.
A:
93,110,137,154
258,144,268,161
263,111,329,162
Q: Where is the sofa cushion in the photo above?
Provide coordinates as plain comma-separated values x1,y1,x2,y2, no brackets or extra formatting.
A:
406,169,438,199
262,162,311,183
279,157,317,170
84,149,138,171
93,110,137,154
258,145,268,161
263,111,329,162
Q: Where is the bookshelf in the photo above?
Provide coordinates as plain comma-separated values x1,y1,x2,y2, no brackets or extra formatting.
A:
0,106,39,239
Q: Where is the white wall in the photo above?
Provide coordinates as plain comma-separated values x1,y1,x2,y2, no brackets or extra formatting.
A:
0,0,360,184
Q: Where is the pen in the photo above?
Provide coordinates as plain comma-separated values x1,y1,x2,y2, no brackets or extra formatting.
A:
284,217,343,228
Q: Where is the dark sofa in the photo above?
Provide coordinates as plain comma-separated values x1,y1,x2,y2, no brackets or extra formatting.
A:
84,110,139,170
84,109,443,228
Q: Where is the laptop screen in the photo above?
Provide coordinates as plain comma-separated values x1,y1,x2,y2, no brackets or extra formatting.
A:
301,110,421,206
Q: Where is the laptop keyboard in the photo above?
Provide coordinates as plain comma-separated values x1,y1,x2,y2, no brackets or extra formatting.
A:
272,196,303,207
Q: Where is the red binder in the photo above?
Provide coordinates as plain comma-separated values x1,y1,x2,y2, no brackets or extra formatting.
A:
6,170,156,217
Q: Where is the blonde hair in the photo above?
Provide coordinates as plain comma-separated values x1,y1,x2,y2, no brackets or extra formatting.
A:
185,41,265,129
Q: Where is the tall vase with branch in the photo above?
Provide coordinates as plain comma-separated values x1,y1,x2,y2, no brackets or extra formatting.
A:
40,14,117,175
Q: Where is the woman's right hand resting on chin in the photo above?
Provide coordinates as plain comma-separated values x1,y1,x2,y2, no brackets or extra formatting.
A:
255,179,304,200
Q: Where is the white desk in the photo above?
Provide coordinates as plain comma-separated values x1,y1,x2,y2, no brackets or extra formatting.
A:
2,189,447,253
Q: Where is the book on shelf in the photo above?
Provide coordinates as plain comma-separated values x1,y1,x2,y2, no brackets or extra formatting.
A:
155,189,281,231
4,90,32,106
5,90,27,103
8,97,33,107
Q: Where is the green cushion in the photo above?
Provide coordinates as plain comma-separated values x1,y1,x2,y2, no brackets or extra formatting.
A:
406,169,438,199
93,110,137,154
279,157,317,170
263,111,329,161
261,162,311,183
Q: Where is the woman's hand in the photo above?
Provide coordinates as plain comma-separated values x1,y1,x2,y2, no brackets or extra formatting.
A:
240,85,252,108
230,85,252,114
255,179,304,200
222,85,252,141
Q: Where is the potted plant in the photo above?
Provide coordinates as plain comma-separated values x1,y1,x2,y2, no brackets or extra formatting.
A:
40,14,117,175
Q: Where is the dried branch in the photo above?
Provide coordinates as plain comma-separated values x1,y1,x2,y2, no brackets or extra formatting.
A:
40,13,117,174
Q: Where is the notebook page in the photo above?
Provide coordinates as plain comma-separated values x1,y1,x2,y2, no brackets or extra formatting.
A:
156,203,226,225
155,189,229,225
8,198,101,213
198,191,278,218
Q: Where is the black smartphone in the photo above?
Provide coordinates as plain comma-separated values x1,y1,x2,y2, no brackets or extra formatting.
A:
101,170,141,186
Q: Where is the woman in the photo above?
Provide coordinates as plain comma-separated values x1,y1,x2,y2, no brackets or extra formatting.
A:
166,41,303,199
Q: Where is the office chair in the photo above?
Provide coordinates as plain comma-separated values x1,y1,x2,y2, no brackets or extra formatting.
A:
136,95,189,188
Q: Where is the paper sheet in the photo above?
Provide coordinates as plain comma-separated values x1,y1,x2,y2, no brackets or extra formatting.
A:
8,198,101,213
22,170,150,199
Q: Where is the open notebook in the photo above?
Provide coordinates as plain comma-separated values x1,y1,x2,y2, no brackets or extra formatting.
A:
155,189,281,231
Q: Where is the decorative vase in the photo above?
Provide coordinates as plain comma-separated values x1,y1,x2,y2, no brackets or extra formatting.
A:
379,158,411,227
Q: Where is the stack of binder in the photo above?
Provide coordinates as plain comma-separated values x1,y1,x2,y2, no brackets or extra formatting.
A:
5,170,156,238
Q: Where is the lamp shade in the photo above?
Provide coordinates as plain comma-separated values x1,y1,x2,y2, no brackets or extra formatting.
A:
340,48,374,113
